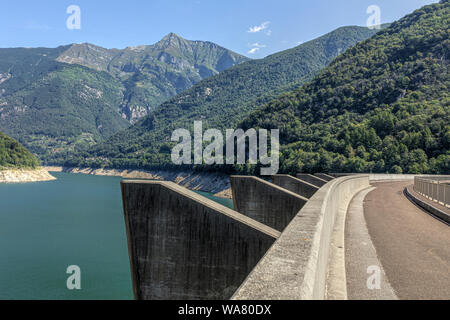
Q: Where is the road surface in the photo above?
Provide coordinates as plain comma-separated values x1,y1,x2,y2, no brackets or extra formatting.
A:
346,181,450,300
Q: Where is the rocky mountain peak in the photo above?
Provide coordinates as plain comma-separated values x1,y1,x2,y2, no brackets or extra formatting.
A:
155,32,190,50
162,32,181,40
56,43,117,71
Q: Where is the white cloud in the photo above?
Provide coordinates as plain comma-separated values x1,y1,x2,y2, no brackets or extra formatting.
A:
250,42,266,48
248,21,270,33
248,42,267,54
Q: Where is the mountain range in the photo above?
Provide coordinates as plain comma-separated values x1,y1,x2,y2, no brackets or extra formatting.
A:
1,1,448,175
71,1,449,174
56,33,249,121
0,34,248,161
69,26,382,168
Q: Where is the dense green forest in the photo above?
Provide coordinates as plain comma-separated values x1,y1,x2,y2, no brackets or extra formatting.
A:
0,131,39,169
239,0,449,174
66,26,382,169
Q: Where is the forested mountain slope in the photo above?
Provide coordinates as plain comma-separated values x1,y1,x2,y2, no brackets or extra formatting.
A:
0,131,39,169
0,54,130,161
240,0,449,174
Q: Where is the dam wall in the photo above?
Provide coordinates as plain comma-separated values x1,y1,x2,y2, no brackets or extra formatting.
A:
296,174,328,187
272,174,319,199
233,175,370,300
121,180,279,300
314,173,335,182
230,176,308,232
121,173,450,301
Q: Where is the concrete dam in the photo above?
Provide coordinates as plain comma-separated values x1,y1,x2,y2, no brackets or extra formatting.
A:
121,173,450,300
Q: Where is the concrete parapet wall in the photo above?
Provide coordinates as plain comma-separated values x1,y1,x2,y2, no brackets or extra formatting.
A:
121,180,279,300
369,174,418,181
233,175,370,300
314,173,335,182
296,174,328,187
272,174,319,199
331,173,447,181
231,176,308,232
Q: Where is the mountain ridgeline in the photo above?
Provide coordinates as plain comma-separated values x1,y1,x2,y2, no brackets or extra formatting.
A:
0,131,39,169
240,0,449,174
69,26,382,169
0,34,247,161
56,33,249,121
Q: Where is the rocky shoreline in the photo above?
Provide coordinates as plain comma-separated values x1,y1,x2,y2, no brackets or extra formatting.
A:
45,166,232,198
0,168,56,183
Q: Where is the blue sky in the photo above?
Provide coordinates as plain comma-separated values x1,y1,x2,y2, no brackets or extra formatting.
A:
1,0,439,58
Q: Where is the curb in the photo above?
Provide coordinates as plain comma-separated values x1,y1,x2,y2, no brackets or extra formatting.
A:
404,186,450,225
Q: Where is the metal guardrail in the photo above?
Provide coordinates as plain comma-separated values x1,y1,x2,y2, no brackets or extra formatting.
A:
414,177,450,208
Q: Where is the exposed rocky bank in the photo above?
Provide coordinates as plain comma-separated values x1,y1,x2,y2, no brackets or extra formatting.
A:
0,168,56,183
45,167,232,198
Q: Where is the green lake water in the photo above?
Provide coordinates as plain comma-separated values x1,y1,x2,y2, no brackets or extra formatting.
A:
0,172,233,299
